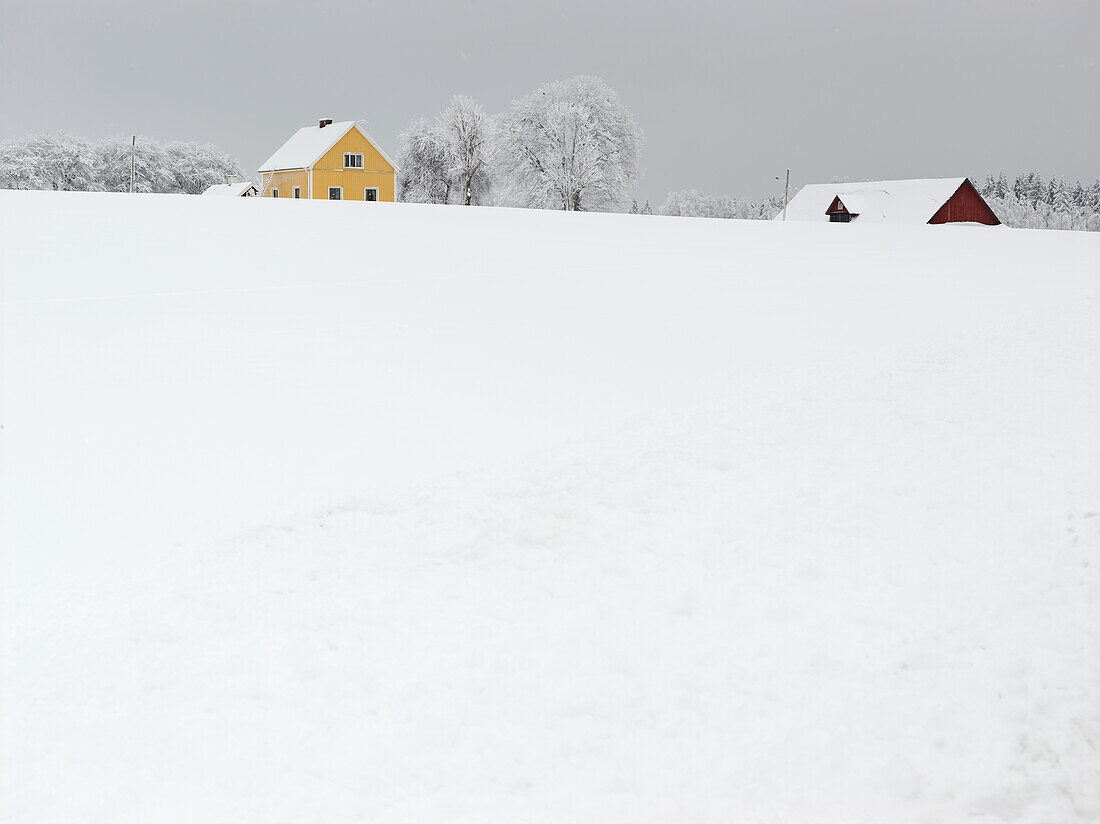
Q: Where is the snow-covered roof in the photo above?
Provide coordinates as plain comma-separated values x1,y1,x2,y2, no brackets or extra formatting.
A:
203,181,258,197
777,178,969,224
257,121,399,173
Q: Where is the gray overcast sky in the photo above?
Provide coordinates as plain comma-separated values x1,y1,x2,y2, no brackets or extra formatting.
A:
2,0,1097,202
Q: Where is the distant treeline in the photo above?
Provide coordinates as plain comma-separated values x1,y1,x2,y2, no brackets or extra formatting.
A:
653,190,784,221
973,173,1100,232
0,133,244,195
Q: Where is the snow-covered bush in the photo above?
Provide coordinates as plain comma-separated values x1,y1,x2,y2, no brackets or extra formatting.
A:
0,132,245,194
496,75,644,212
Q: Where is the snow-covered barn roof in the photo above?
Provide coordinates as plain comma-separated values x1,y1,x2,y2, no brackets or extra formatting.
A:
203,181,258,196
257,121,399,173
777,178,969,224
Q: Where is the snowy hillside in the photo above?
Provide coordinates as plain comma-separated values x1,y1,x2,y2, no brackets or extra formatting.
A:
1,190,1098,823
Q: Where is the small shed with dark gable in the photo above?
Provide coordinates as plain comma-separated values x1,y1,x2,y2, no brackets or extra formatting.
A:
778,178,1000,225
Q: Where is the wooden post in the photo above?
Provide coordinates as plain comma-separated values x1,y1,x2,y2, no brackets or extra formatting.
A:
130,136,136,194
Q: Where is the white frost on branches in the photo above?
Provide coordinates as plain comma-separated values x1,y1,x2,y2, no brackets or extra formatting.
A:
398,96,496,206
660,189,783,220
0,133,99,192
496,76,644,212
397,118,453,205
398,77,644,212
442,96,495,206
975,173,1100,232
0,133,245,194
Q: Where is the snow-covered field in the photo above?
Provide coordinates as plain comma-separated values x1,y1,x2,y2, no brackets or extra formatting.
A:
1,189,1098,823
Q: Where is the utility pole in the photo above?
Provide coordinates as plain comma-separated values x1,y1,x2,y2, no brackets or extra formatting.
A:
776,170,791,220
129,136,136,194
783,169,790,221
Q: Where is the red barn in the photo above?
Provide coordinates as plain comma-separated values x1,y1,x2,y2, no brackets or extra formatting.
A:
779,177,1000,225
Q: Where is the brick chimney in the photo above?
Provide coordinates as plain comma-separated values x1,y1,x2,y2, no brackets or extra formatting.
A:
319,118,333,129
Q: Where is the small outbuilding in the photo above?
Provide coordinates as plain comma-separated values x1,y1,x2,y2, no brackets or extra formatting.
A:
778,177,1000,225
203,180,259,197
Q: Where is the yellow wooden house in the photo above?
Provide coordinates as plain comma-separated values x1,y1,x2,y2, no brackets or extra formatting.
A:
257,119,398,202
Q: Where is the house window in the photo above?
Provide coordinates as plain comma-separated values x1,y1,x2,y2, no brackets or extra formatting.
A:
344,153,363,169
364,187,379,202
329,187,342,200
271,188,279,198
293,187,301,198
830,212,851,223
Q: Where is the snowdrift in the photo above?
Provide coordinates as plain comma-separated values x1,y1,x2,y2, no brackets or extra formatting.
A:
1,190,1098,823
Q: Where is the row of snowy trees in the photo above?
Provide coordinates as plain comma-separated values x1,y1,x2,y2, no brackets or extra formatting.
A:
974,173,1100,231
0,133,244,195
397,76,645,212
657,189,783,220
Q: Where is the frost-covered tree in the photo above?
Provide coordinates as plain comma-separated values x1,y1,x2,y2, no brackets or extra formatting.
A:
1071,181,1087,210
396,117,453,204
0,132,245,194
0,133,100,191
164,140,246,195
496,75,644,212
397,97,494,206
1025,172,1044,207
1051,177,1073,213
95,136,177,194
975,172,1100,232
441,95,494,206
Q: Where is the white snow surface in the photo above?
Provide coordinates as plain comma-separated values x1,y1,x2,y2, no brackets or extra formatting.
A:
780,177,969,223
1,190,1098,823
